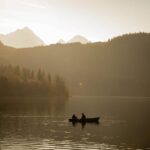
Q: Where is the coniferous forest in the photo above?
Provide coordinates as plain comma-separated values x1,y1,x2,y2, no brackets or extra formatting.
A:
0,33,150,96
0,65,69,97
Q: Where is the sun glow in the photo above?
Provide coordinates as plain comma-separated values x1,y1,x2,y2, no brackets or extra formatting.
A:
79,82,83,87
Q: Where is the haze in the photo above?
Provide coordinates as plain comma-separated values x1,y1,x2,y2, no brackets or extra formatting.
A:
0,0,150,44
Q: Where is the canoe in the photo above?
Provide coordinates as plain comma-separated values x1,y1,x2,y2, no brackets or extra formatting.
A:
69,117,100,123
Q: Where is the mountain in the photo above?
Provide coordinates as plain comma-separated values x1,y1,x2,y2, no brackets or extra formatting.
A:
0,33,150,96
0,27,45,48
68,35,89,44
57,39,65,44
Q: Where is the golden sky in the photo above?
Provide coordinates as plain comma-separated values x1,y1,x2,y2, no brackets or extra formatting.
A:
0,0,150,44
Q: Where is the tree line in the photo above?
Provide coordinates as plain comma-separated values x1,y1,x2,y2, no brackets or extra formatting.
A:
0,65,69,97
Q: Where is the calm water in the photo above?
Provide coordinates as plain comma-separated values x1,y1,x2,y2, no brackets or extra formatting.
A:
0,96,150,150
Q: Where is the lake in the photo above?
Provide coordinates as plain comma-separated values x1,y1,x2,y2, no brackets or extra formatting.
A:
0,96,150,150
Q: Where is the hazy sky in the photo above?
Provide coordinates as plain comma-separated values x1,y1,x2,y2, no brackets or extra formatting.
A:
0,0,150,44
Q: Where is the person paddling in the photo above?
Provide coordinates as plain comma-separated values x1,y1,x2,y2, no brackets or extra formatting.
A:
72,114,77,120
81,113,86,120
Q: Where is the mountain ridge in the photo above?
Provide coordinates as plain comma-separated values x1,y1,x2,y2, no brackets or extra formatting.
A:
68,35,89,44
0,27,45,48
0,32,150,96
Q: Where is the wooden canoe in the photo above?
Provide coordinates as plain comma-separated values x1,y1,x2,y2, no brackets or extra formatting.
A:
69,117,100,123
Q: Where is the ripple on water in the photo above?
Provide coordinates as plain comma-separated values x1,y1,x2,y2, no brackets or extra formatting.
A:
0,137,131,150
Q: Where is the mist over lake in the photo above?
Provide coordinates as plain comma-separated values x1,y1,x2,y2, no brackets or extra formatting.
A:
0,0,150,149
0,96,150,150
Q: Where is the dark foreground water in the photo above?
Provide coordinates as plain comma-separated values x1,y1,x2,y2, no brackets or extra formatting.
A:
0,96,150,150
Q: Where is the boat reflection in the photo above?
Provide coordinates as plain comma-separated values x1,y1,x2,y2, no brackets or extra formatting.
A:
71,120,99,129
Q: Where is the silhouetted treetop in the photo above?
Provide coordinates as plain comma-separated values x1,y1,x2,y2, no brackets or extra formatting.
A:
0,32,150,96
0,65,69,97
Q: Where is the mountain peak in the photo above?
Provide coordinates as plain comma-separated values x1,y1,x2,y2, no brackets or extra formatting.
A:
57,38,65,44
14,27,32,34
22,27,32,32
68,35,89,44
23,26,30,30
0,27,44,48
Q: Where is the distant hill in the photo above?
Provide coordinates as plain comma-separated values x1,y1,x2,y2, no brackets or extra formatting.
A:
57,39,65,44
0,41,16,58
57,35,89,44
0,27,44,48
68,35,89,44
0,33,150,96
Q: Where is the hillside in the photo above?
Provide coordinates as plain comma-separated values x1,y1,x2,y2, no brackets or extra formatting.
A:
0,33,150,96
0,41,16,65
0,65,69,97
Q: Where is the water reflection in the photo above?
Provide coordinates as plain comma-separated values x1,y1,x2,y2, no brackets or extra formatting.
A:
71,121,99,129
0,96,150,149
0,97,67,116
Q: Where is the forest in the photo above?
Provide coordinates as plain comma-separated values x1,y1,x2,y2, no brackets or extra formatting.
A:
0,33,150,96
0,65,69,97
